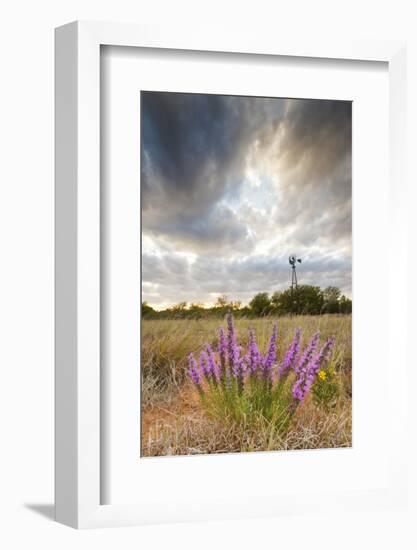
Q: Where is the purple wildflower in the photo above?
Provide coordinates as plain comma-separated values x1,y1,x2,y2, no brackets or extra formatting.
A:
303,337,335,394
188,353,203,394
292,332,320,402
248,329,261,375
206,344,219,384
292,334,335,403
199,351,212,380
232,352,246,376
233,356,247,395
294,331,320,375
218,327,228,386
226,313,240,371
278,328,301,379
315,336,336,367
292,377,305,402
261,323,278,381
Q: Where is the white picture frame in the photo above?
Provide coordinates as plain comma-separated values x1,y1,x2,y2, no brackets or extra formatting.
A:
55,21,407,529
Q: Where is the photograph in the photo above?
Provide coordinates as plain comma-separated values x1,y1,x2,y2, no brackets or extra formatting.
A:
140,91,352,457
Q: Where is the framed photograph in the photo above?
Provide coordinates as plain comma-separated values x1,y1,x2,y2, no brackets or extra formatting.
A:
139,90,353,459
55,21,407,528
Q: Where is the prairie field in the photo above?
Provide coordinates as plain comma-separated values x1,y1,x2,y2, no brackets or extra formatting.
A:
141,315,352,457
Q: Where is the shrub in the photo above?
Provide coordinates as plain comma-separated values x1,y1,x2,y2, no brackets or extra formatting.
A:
187,313,336,435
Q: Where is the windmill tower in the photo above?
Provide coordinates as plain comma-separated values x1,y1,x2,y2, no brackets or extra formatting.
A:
289,255,302,312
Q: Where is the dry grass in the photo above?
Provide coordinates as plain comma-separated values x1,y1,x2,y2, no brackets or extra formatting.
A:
141,315,352,457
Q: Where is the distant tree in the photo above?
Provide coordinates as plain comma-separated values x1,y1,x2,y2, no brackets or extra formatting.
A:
211,295,227,316
214,295,229,309
188,302,206,319
142,301,157,319
297,285,324,315
322,286,341,314
168,301,188,318
212,295,241,317
323,286,341,302
339,295,352,314
270,291,284,315
270,285,324,315
238,305,252,317
249,292,271,317
273,289,291,314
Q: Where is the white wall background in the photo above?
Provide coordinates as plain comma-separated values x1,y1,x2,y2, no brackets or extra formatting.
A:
0,0,415,548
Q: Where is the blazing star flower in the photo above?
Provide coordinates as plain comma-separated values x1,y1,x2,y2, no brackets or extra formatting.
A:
278,328,301,379
303,337,335,393
318,370,327,381
248,329,261,375
188,353,203,394
231,352,247,375
226,312,240,372
261,323,278,381
294,331,320,375
199,351,212,380
292,335,335,402
218,327,228,385
317,336,336,365
292,332,320,402
309,337,335,376
292,379,304,401
206,344,219,384
233,356,247,395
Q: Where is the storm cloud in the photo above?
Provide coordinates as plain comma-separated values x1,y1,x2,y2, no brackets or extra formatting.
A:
141,91,351,308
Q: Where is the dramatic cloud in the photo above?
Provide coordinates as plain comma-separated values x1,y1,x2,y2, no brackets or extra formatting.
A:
141,91,351,308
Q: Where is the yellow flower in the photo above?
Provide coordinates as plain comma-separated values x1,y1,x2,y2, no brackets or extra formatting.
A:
318,370,327,381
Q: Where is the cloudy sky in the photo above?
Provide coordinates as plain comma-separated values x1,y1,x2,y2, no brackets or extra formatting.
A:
141,91,352,310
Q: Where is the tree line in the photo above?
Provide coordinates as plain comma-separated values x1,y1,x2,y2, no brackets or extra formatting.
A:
142,285,352,320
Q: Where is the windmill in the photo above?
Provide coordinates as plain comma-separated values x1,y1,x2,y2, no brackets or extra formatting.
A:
289,255,302,290
289,255,302,313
